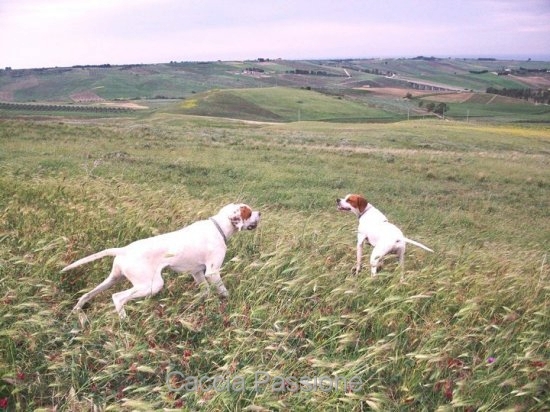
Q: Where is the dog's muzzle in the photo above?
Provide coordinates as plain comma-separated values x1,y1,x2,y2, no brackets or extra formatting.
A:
245,211,261,230
336,198,351,211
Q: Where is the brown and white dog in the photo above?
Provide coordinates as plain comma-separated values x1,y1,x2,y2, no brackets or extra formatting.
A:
62,203,260,318
337,194,433,277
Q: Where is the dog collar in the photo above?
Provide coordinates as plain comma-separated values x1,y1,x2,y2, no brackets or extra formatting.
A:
359,204,372,218
210,218,227,245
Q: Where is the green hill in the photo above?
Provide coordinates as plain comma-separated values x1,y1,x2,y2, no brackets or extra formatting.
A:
1,58,549,123
418,92,550,122
165,87,396,122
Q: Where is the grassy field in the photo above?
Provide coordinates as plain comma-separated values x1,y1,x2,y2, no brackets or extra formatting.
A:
0,115,549,411
418,93,550,123
167,87,398,122
346,58,550,91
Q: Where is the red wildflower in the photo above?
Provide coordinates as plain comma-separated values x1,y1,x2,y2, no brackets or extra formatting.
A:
446,358,464,369
443,380,453,401
435,380,454,401
0,398,8,409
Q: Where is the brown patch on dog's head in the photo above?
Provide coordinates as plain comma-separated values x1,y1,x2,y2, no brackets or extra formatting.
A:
239,205,252,221
346,194,368,214
228,203,259,231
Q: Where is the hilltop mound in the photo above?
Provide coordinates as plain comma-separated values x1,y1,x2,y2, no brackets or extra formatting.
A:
165,87,395,122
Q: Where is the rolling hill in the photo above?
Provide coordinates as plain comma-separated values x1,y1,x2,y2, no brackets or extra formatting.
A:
164,87,397,122
1,58,549,123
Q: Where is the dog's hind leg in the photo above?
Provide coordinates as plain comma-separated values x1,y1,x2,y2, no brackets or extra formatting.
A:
369,251,382,276
73,264,123,311
395,241,406,281
191,267,210,297
369,243,394,277
111,269,165,318
392,239,406,267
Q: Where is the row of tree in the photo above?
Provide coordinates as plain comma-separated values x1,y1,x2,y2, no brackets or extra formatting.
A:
0,102,133,112
404,93,449,115
286,69,345,77
359,68,394,76
486,87,550,104
418,101,449,115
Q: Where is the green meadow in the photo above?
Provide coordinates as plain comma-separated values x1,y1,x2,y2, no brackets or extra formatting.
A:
0,114,549,411
167,87,397,122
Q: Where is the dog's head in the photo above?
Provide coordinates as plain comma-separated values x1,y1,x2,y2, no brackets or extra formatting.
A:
221,203,261,231
336,194,368,217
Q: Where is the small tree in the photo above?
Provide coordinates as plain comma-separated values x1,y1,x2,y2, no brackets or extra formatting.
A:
434,103,448,115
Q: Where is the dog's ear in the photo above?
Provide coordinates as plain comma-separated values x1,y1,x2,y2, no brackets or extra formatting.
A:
229,205,251,231
348,194,368,214
229,209,243,231
356,196,368,214
239,205,252,221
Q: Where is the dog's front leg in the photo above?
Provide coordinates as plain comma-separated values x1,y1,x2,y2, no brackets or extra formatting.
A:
354,233,368,275
205,270,228,298
192,269,210,298
354,242,363,275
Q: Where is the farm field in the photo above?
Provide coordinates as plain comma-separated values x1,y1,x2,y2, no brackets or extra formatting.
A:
0,113,549,411
3,85,548,125
166,87,397,122
418,92,550,123
1,58,549,124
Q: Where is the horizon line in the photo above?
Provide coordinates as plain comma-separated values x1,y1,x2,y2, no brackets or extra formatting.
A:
2,54,550,71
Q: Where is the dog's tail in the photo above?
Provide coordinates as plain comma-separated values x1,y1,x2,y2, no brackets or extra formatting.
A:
61,248,122,272
404,238,434,253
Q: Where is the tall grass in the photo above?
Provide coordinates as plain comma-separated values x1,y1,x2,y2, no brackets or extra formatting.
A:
0,117,548,410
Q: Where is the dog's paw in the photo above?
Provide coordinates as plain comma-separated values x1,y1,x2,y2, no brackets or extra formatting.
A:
117,308,127,320
197,281,210,298
351,266,361,276
217,286,229,299
199,290,210,301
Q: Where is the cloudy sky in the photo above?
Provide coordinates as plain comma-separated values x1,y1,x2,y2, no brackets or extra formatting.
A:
1,0,549,69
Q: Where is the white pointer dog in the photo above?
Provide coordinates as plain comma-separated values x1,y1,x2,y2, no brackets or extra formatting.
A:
337,194,433,277
62,203,260,318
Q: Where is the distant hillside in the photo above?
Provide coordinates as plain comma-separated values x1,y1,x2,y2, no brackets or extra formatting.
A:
1,58,549,123
2,58,548,102
163,87,396,122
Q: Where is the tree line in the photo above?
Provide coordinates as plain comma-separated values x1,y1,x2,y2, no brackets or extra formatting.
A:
286,69,345,77
418,101,449,115
486,87,550,104
0,102,134,112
